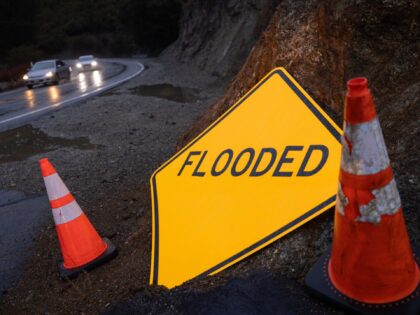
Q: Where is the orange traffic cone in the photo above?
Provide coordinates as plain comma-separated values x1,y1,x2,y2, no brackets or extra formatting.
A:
40,158,117,278
306,78,419,314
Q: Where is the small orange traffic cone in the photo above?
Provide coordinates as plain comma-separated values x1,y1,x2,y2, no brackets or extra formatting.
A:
306,78,419,314
40,158,117,278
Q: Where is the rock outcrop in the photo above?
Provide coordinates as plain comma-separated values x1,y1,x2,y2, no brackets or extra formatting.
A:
161,0,278,76
177,0,419,153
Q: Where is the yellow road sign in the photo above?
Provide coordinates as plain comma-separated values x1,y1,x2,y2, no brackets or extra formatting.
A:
150,67,342,288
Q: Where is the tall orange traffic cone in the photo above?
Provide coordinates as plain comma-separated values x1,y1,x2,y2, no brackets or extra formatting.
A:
306,78,419,314
40,158,117,278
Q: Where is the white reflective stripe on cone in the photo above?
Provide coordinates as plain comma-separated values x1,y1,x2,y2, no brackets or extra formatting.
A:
43,173,71,201
52,200,83,225
341,118,390,175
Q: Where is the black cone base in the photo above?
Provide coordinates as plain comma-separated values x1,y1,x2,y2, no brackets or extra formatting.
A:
305,245,420,315
57,237,118,279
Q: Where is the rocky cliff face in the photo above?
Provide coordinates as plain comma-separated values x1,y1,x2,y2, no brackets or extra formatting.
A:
179,0,418,140
161,0,278,76
175,0,419,232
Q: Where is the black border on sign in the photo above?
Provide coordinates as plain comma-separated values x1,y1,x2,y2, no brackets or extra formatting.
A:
151,69,342,285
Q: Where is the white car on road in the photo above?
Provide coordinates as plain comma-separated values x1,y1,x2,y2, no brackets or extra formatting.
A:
23,60,71,89
76,55,100,72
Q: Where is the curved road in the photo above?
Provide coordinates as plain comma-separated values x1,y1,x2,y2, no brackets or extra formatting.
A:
0,59,144,298
0,59,144,132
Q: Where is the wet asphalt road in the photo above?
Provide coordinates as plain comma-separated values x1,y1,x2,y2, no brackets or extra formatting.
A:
0,190,50,299
0,59,144,132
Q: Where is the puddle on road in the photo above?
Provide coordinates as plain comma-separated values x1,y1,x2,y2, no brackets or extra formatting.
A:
130,84,200,103
0,125,99,164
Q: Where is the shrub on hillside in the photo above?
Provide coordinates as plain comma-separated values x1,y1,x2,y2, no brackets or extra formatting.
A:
0,63,29,83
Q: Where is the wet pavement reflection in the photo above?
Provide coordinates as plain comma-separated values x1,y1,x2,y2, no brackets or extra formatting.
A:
78,70,103,93
25,90,35,108
18,70,105,109
0,60,140,132
92,70,103,87
48,86,60,103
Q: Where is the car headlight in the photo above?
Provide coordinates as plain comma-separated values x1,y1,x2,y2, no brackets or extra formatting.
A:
91,61,98,66
23,74,28,80
45,71,53,78
76,63,82,68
